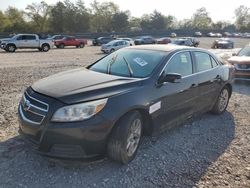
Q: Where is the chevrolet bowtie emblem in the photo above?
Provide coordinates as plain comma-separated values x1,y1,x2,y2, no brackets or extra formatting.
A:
23,99,31,111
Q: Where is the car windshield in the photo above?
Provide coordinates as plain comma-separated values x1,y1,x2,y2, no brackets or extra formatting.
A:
238,46,250,56
106,40,120,45
89,49,166,78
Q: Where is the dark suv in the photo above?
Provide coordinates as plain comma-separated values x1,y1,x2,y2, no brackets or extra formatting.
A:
92,37,114,46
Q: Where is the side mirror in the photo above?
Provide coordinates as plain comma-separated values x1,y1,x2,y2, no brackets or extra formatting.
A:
158,73,182,84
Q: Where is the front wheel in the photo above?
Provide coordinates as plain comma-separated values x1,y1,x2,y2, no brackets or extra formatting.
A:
109,48,115,53
6,44,16,52
107,111,143,164
211,86,230,114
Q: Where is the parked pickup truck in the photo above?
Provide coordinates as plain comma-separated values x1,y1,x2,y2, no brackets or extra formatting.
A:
0,34,53,52
54,36,87,48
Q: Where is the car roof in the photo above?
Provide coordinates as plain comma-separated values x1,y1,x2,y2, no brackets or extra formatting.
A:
107,39,127,44
127,44,194,52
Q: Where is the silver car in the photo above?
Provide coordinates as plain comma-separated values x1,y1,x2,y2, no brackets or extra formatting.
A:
101,40,130,54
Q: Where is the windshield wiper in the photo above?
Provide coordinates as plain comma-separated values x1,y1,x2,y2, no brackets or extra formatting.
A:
107,54,118,74
123,56,134,77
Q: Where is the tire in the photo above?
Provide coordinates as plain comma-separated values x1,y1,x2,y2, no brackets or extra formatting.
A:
59,44,64,49
107,111,143,164
110,48,115,53
79,43,84,48
211,86,230,114
6,44,16,52
41,44,50,52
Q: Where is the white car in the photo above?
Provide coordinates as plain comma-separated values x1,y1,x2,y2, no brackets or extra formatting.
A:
117,38,134,46
0,34,53,52
101,40,130,54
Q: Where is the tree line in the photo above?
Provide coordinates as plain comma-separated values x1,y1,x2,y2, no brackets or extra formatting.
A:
0,0,249,34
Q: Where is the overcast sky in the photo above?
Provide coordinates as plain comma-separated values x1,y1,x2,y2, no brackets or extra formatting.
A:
1,0,250,22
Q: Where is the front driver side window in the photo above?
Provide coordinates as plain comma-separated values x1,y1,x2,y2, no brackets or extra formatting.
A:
164,52,193,77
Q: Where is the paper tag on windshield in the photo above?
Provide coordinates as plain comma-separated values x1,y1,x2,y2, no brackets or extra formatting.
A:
133,57,148,67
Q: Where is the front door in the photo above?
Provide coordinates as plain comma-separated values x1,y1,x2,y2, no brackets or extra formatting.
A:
151,51,199,131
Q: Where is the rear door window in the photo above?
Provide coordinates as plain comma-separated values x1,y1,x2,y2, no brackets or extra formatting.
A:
24,35,36,40
193,52,212,72
210,56,218,68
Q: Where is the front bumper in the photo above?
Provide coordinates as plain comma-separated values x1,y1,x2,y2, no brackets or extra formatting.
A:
101,49,110,53
234,65,250,80
0,44,6,49
18,89,113,159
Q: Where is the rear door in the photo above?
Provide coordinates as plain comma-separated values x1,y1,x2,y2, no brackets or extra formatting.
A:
192,51,222,111
25,35,39,48
152,51,200,131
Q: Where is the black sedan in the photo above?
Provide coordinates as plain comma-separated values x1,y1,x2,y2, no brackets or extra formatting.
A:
211,38,234,49
18,45,234,164
92,37,114,46
171,38,194,47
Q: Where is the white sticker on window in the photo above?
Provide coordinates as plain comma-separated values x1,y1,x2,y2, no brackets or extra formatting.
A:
149,101,161,114
133,57,148,67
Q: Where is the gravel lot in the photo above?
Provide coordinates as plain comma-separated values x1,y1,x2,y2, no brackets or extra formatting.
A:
0,37,250,188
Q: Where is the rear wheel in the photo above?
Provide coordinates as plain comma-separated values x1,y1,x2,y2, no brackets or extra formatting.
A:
79,43,85,48
107,111,143,164
41,44,50,52
211,86,230,114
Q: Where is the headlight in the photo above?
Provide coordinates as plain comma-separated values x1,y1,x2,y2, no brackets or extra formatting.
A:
51,98,108,122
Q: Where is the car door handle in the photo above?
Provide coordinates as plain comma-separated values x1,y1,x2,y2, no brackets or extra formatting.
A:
211,75,221,82
190,83,198,88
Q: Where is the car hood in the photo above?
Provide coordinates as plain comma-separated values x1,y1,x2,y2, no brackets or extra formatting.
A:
0,38,11,42
32,68,142,104
228,56,250,64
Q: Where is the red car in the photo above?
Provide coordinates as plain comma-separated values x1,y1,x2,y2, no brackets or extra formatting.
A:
54,36,87,48
156,37,171,44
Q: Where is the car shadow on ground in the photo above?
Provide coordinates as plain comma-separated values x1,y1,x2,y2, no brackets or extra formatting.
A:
0,50,42,54
0,111,235,188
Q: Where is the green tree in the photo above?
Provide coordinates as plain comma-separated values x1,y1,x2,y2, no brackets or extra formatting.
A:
111,11,129,32
192,7,212,29
49,1,66,33
234,5,250,30
150,10,166,30
25,1,51,32
165,15,175,29
0,11,11,32
4,7,29,33
90,0,119,32
140,14,152,30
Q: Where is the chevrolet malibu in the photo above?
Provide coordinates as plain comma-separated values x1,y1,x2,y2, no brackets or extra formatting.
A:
18,45,234,164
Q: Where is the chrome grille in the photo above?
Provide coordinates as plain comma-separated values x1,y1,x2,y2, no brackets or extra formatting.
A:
19,92,49,125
